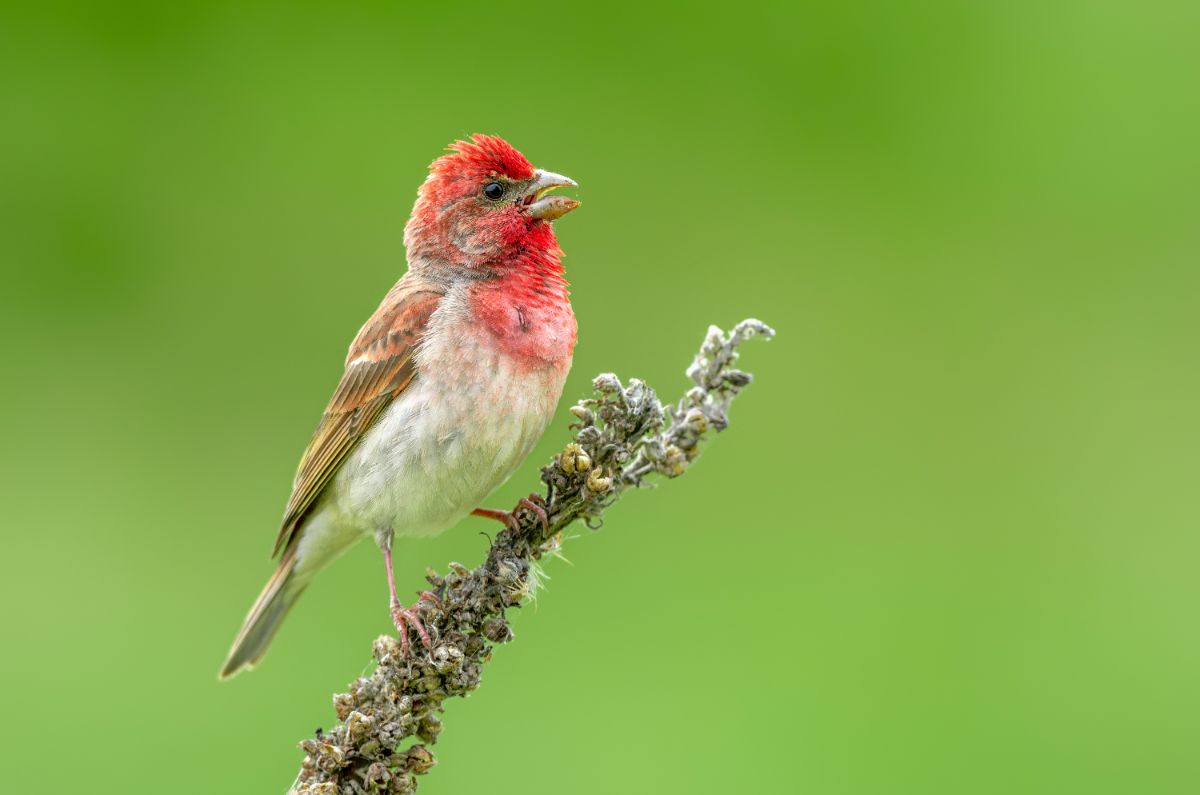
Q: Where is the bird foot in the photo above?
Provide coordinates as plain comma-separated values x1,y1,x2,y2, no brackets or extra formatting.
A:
472,493,549,532
415,588,443,607
391,596,434,656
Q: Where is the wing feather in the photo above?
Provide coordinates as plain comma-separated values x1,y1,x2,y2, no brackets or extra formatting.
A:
271,280,443,556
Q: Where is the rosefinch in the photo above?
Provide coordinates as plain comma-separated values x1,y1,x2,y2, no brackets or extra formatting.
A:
220,135,579,678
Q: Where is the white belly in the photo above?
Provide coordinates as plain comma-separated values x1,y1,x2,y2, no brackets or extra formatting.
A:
325,345,564,542
290,282,573,579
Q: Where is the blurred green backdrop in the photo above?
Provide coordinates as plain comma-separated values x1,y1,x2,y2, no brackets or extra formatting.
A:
2,1,1198,793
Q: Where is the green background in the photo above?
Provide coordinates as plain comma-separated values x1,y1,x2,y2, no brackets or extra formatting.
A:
2,1,1198,793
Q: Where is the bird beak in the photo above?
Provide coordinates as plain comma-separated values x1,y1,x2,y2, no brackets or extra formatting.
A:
525,169,580,221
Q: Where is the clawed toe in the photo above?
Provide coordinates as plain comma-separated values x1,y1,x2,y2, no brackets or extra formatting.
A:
415,589,443,607
391,600,433,656
518,497,549,531
471,494,550,533
472,507,520,531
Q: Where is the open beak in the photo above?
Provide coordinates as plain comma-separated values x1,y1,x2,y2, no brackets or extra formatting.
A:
524,169,580,221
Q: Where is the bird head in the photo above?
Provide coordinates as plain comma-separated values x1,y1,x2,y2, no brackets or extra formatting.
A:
404,135,579,276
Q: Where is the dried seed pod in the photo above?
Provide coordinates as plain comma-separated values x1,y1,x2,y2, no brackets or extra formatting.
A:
390,772,418,795
333,692,355,721
417,713,443,744
592,372,621,393
482,617,513,643
364,762,391,788
575,426,602,446
495,557,522,583
310,741,345,772
373,635,402,664
345,710,375,741
432,644,464,674
660,444,688,477
723,369,752,387
684,408,709,433
559,442,592,474
399,744,437,775
586,467,613,493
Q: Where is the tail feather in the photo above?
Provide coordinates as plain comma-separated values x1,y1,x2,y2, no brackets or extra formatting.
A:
219,547,306,679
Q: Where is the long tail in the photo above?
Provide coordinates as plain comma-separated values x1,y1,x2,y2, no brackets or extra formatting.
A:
219,546,306,679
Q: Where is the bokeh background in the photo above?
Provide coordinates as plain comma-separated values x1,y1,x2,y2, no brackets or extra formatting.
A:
2,1,1198,793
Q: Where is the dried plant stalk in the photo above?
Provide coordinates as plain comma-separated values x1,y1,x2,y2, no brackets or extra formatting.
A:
289,319,775,794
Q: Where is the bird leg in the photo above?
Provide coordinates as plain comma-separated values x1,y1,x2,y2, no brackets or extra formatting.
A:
471,493,549,532
382,539,434,656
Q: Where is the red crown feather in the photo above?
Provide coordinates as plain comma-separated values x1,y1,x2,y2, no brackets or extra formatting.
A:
435,134,535,181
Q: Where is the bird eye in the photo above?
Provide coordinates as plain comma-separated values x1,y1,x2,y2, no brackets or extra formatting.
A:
482,182,505,201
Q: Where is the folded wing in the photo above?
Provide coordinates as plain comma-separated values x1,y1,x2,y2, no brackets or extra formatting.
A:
272,278,444,557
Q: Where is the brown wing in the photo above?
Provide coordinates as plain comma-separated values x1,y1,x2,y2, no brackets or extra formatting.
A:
272,278,444,556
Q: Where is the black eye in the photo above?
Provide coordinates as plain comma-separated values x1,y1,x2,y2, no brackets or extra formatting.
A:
483,182,505,200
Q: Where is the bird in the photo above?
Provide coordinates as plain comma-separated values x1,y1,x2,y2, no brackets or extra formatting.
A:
220,135,580,679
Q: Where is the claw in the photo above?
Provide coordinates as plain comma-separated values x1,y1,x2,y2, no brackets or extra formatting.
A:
472,507,520,531
415,589,443,607
518,497,548,531
472,494,550,533
391,600,433,656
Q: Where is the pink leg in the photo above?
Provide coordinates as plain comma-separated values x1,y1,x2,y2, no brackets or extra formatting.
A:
383,543,433,655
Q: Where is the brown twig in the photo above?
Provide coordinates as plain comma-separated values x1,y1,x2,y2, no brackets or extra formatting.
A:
288,319,775,794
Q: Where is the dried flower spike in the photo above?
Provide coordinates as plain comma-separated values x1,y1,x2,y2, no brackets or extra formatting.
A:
288,320,773,795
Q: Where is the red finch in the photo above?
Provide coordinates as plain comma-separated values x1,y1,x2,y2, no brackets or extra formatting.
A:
220,135,579,678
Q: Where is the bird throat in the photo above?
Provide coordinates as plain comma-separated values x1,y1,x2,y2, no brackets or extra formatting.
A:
467,241,575,370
